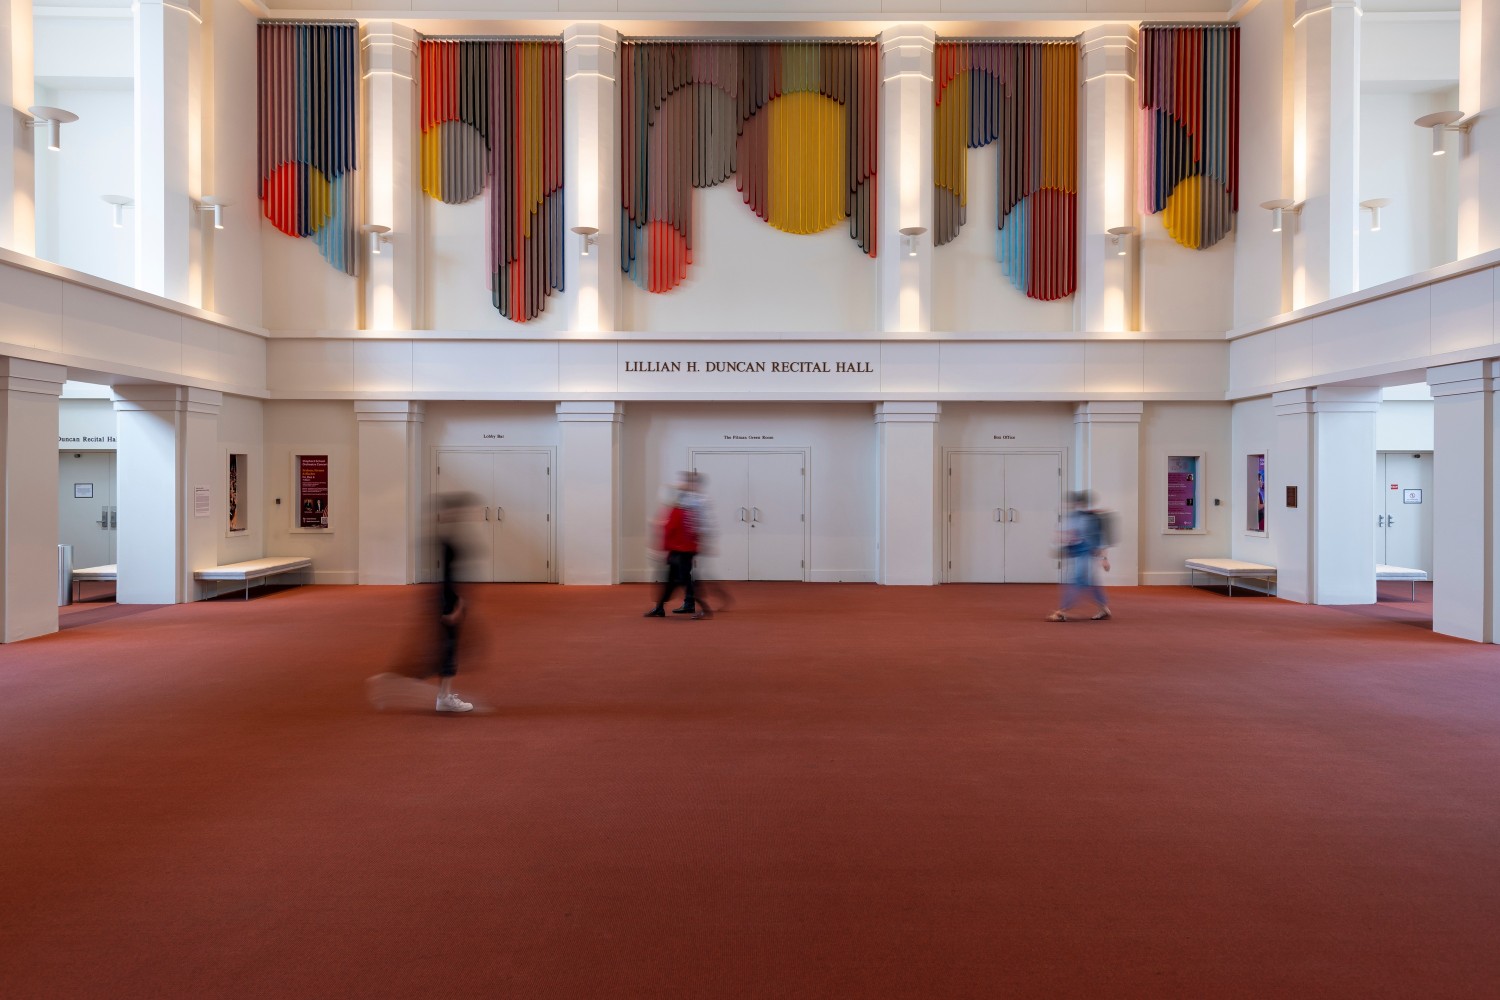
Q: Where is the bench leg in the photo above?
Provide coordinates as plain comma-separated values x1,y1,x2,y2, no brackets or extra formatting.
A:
1228,577,1234,598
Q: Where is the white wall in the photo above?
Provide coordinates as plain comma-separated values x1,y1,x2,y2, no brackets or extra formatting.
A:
930,148,1074,333
33,84,134,286
1233,0,1291,329
619,184,879,333
261,224,359,333
1376,398,1435,451
206,0,265,327
1140,401,1232,583
263,400,358,582
1139,213,1236,333
620,402,876,582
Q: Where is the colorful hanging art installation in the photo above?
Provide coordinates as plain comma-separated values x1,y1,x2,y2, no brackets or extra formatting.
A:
257,22,359,276
419,38,564,323
933,40,1078,302
620,41,878,294
1140,24,1239,250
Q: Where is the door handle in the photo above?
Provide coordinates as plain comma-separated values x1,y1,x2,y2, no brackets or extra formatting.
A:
496,506,505,522
994,507,1003,522
98,506,109,528
738,506,748,522
484,506,491,521
1009,508,1017,523
1386,514,1394,528
751,507,761,523
1376,514,1385,527
109,507,117,530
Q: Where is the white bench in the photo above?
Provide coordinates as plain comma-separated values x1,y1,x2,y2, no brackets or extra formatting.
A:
1377,564,1428,601
195,557,313,600
1185,558,1277,597
72,564,117,602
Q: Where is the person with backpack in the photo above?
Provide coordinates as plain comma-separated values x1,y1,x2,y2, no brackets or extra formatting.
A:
1047,490,1113,622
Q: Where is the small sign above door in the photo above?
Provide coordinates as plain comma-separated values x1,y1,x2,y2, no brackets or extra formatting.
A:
1403,489,1423,504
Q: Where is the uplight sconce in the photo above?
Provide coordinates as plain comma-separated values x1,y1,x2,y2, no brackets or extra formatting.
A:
1259,199,1301,233
1360,198,1391,232
197,196,226,230
900,226,927,258
1415,111,1472,157
101,195,134,228
26,106,78,151
571,226,600,258
361,224,392,255
1106,226,1137,256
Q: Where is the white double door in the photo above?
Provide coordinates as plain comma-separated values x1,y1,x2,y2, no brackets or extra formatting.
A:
435,449,554,582
946,451,1062,583
690,451,806,581
1374,452,1433,573
58,451,117,568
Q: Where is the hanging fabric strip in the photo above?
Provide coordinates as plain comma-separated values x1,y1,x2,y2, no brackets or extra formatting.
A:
416,37,564,323
1139,24,1239,250
618,39,878,294
933,39,1078,302
257,22,358,276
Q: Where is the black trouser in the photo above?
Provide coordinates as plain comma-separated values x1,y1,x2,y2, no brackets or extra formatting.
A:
657,550,696,609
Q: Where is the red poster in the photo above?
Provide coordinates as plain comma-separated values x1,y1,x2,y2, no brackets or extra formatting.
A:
298,455,329,529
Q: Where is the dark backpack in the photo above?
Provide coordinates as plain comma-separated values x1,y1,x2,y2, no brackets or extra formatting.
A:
1092,510,1115,548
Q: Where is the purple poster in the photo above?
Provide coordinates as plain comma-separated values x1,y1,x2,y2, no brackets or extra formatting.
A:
1167,456,1198,530
298,455,329,529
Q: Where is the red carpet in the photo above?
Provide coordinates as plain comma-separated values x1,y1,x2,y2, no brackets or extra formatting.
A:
1,582,1496,999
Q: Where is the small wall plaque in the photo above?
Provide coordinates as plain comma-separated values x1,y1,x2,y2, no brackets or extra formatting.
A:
1285,485,1299,508
74,483,93,499
1403,489,1423,504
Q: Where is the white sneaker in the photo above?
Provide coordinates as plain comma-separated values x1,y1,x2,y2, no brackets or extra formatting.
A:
435,692,474,713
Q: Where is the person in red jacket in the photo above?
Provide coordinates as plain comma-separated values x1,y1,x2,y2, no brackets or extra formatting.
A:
644,472,710,620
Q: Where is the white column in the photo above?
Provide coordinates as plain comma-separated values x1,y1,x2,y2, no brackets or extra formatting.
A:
1274,386,1381,605
556,401,622,585
1457,0,1500,258
1427,361,1495,642
1073,402,1142,584
363,23,421,331
875,402,940,585
135,0,203,304
356,401,423,585
0,0,35,254
1292,0,1361,306
877,25,934,334
112,386,221,604
1078,25,1138,333
564,24,620,333
0,358,65,641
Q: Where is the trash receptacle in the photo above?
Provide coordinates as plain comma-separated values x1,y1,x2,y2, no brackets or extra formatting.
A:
58,544,73,607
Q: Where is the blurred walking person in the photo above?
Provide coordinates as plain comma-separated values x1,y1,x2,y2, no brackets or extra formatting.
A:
1047,490,1113,622
644,471,714,620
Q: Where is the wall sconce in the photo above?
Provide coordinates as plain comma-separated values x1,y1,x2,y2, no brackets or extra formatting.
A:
1360,198,1391,232
197,196,226,230
1106,226,1137,256
899,226,927,258
571,226,600,258
1415,111,1472,157
1259,199,1301,233
361,224,392,255
101,194,133,228
26,106,78,152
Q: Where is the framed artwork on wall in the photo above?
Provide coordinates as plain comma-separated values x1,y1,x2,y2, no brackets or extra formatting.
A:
228,453,248,534
295,454,330,530
1166,454,1204,533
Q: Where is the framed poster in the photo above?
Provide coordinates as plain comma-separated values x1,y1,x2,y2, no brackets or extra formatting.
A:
1246,454,1266,534
296,454,330,530
1166,454,1203,532
74,483,94,499
228,453,248,533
